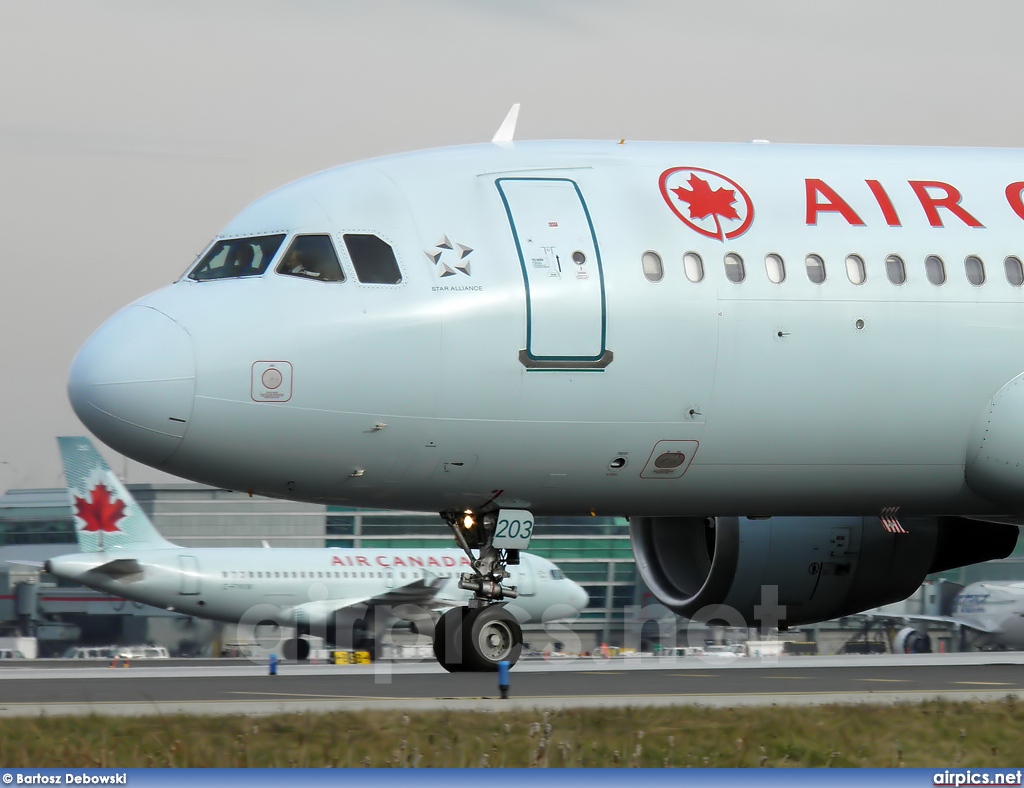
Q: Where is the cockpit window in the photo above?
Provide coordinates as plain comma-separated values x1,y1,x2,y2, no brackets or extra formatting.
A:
343,234,403,284
188,235,285,281
276,235,345,282
551,569,565,580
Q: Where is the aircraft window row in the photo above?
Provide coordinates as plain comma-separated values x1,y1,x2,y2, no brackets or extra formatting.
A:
220,569,432,580
643,251,1024,288
343,233,403,284
188,235,286,281
276,234,345,282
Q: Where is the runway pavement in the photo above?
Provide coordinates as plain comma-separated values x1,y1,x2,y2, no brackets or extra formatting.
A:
0,653,1022,716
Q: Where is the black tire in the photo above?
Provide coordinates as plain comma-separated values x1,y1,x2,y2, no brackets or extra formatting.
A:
464,604,522,671
433,607,470,672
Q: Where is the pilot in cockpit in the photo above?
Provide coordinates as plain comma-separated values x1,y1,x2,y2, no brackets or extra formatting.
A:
227,243,255,276
279,248,321,279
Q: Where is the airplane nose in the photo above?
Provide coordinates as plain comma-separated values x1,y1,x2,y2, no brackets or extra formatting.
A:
571,583,590,611
68,305,195,467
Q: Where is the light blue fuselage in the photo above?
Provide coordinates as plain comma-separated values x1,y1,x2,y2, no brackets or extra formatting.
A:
68,141,1024,518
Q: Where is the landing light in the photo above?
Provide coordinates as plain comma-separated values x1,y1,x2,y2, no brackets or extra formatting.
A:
463,514,475,529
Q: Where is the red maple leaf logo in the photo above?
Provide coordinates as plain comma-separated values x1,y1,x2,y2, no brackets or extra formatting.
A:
659,167,754,241
74,484,125,534
671,174,740,224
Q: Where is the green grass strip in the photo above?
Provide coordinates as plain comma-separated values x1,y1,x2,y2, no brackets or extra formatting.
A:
3,700,1023,767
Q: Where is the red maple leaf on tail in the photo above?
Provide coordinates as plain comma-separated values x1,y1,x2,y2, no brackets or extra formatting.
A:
671,174,740,238
74,484,125,549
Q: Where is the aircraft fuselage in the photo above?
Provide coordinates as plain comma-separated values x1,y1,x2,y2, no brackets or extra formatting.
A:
68,140,1024,517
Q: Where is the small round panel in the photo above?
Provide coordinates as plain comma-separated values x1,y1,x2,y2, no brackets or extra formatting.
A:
262,368,283,390
654,452,686,469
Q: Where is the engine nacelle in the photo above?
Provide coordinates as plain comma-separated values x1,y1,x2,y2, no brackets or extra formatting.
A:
630,516,1018,628
893,626,932,654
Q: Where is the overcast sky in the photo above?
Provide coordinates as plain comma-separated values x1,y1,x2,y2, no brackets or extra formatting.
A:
2,0,1024,489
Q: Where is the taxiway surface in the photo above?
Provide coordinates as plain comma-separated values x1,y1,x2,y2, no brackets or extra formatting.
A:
0,653,1021,716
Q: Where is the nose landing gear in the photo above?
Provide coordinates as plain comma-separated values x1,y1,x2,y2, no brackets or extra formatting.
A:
433,508,533,672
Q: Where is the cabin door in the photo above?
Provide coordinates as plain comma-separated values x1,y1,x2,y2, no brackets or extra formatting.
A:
516,559,536,596
496,178,611,369
178,555,200,595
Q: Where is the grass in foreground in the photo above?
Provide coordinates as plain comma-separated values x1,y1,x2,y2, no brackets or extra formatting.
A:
2,700,1023,767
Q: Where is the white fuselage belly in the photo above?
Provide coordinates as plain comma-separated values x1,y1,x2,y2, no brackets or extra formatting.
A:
74,141,1024,516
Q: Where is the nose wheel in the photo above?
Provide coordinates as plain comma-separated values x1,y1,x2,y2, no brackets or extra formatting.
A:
432,508,534,672
433,604,523,672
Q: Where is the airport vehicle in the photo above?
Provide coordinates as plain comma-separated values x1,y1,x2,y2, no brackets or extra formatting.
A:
68,107,1024,670
0,637,37,659
63,645,170,660
874,581,1024,653
46,437,588,665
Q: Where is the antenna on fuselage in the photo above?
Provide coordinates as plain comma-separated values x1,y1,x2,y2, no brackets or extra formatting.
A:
492,104,520,144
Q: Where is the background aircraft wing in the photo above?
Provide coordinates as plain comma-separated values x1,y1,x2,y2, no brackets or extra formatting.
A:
864,611,1002,635
364,576,447,609
282,576,447,622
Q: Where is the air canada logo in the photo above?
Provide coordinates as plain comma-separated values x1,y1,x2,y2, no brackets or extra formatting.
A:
73,483,125,549
426,235,473,277
660,167,754,241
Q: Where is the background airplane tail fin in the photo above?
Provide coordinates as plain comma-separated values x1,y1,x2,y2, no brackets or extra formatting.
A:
58,437,175,552
937,579,965,617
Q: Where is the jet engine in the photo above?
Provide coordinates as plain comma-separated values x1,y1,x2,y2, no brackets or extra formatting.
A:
893,626,932,654
630,516,1018,628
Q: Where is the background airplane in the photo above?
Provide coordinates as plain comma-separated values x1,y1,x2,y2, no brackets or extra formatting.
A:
44,437,588,664
866,580,1024,653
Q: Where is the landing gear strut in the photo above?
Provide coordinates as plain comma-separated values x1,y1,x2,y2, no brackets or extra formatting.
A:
433,509,530,672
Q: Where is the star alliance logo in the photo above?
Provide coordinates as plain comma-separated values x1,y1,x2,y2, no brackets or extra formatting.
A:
426,235,473,277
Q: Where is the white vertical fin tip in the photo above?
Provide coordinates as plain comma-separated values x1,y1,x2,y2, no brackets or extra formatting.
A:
492,103,521,144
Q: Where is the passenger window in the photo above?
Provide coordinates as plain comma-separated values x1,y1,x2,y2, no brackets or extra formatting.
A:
1005,256,1024,287
188,234,286,281
276,235,345,281
684,252,704,283
641,251,663,282
805,254,826,284
964,255,985,286
343,234,403,284
845,254,866,285
886,254,906,285
764,253,785,284
724,253,745,283
925,255,946,285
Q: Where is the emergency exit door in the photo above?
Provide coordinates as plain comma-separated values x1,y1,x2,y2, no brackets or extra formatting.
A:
179,555,200,595
496,178,611,369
